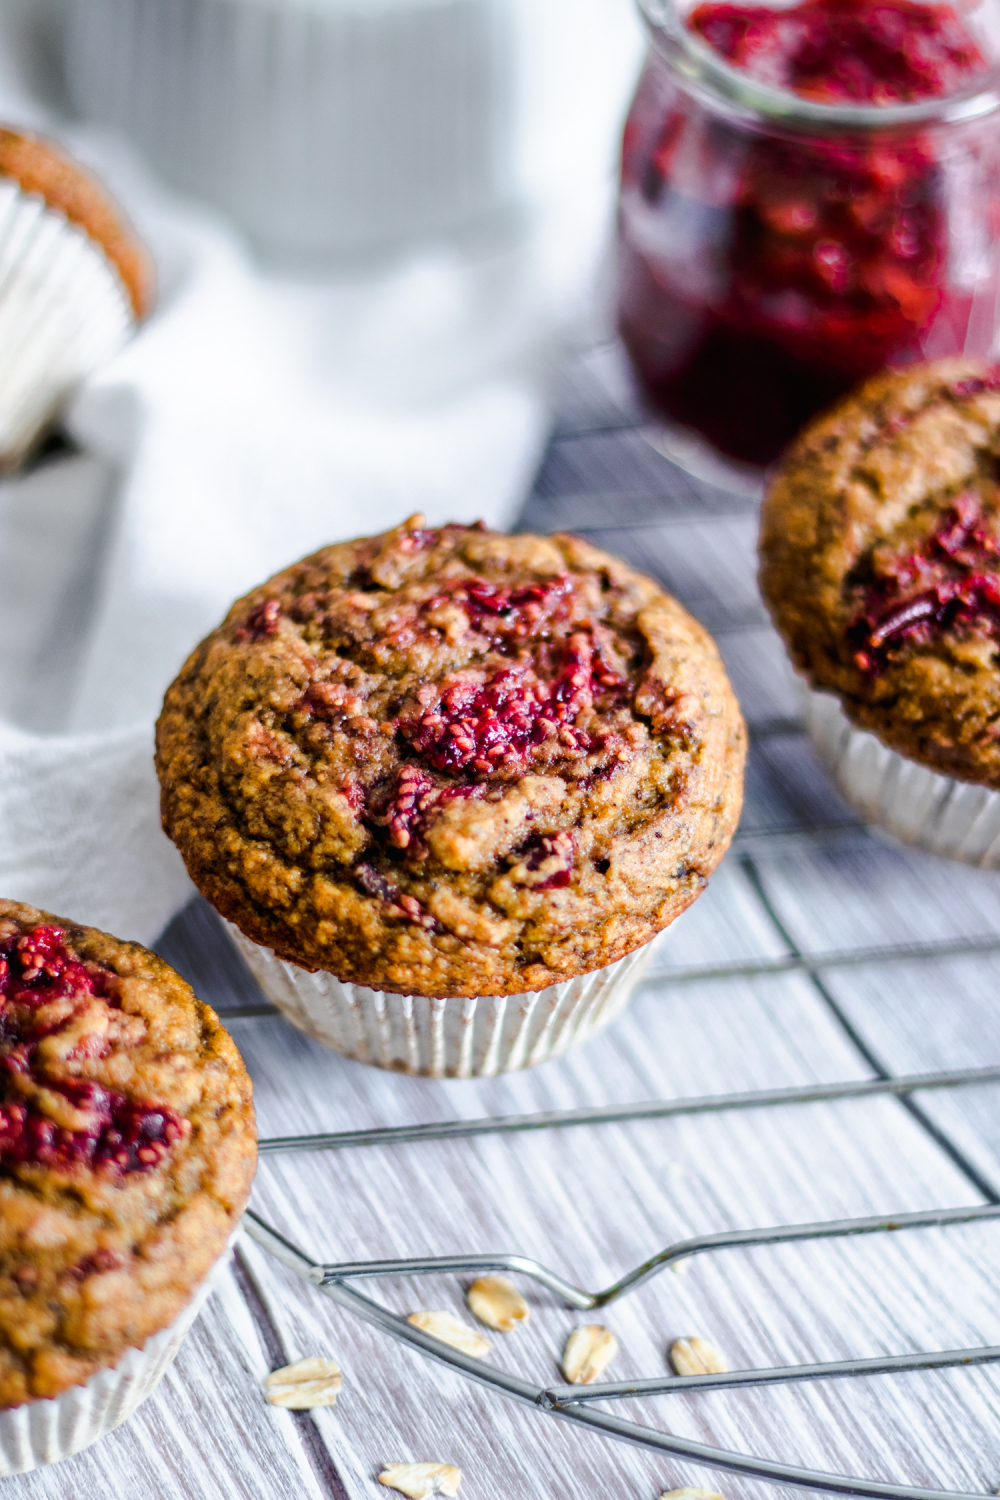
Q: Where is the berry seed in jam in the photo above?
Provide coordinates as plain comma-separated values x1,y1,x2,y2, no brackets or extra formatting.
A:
618,0,1000,466
0,925,188,1175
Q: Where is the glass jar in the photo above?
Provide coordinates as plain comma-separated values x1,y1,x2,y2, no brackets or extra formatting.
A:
617,0,1000,471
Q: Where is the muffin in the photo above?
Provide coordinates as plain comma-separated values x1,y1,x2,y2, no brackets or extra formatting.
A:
760,357,1000,863
0,127,153,469
156,516,746,1076
0,899,256,1473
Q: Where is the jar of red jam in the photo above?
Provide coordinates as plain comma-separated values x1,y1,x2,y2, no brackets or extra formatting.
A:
618,0,1000,470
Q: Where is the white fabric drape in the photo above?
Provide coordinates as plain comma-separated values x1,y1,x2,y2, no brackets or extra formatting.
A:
0,1,643,943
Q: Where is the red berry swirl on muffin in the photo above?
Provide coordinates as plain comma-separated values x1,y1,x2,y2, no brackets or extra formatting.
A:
0,900,255,1408
760,358,1000,785
0,923,188,1173
156,519,746,998
848,487,1000,673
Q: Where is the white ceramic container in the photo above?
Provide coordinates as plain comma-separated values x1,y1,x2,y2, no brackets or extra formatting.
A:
58,0,642,261
60,0,519,259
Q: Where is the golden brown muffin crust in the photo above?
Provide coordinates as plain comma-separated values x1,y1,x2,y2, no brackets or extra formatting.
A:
156,518,746,997
0,900,256,1409
760,358,1000,785
0,127,154,318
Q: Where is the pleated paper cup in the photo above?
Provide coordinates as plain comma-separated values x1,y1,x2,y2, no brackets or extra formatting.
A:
227,923,653,1076
0,1233,236,1476
0,176,135,469
803,686,1000,867
61,0,520,261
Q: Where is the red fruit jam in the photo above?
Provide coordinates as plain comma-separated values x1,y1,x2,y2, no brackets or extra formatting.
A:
427,575,573,641
0,925,188,1175
849,490,1000,669
401,631,625,778
618,0,999,466
235,598,282,643
692,0,985,103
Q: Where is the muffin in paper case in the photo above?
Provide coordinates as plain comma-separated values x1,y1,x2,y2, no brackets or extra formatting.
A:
803,686,1000,867
758,361,1000,867
0,1237,235,1477
229,924,654,1077
0,128,152,469
0,901,256,1471
155,520,746,1074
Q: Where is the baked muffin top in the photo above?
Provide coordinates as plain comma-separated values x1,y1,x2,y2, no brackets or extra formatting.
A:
0,900,256,1409
156,518,746,998
0,127,154,319
760,359,1000,786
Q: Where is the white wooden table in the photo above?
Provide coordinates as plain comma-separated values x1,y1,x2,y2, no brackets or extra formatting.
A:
11,342,1000,1500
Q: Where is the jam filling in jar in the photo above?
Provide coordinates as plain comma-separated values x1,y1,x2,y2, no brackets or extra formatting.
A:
618,0,1000,466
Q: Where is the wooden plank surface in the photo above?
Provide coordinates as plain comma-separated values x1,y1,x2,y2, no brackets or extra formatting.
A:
8,343,1000,1500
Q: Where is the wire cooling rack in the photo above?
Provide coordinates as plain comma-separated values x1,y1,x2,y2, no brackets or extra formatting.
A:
241,1051,1000,1500
155,347,1000,1500
220,758,1000,1490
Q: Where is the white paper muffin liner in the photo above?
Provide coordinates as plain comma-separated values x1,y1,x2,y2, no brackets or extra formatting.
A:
803,686,1000,867
0,1232,236,1476
61,0,520,259
0,177,134,468
227,923,653,1076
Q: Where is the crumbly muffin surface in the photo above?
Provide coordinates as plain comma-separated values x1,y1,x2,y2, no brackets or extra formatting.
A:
760,359,1000,785
0,900,256,1409
156,519,746,997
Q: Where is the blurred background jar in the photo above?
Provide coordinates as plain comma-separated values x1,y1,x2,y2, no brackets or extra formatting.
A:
617,0,1000,473
58,0,642,266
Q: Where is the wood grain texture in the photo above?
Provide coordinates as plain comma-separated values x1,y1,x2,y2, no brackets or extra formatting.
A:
9,341,1000,1500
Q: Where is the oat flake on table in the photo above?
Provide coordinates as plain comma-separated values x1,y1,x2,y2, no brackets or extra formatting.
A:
407,1310,492,1358
264,1356,342,1409
378,1461,462,1498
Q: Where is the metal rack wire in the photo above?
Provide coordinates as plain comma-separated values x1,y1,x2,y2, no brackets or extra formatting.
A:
214,716,1000,1494
226,737,1000,1499
244,1057,1000,1500
197,352,1000,1500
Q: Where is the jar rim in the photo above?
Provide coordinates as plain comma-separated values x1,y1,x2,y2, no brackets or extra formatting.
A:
638,0,1000,128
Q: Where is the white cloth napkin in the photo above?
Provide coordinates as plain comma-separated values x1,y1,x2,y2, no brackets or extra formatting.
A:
0,4,643,946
